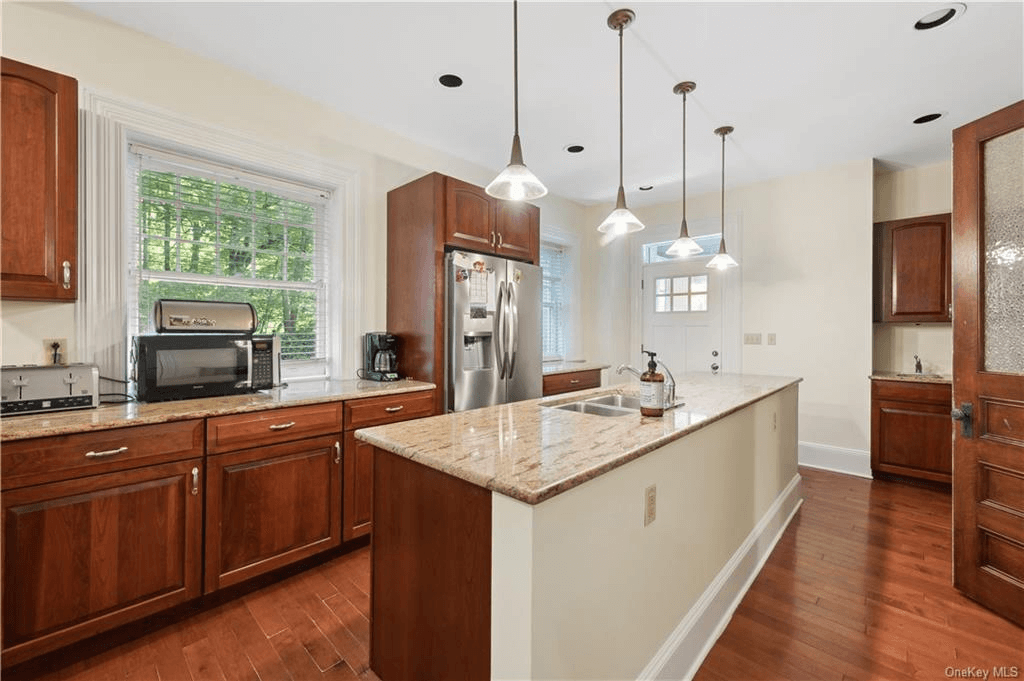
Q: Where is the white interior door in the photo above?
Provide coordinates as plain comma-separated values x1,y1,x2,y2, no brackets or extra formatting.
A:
641,260,723,375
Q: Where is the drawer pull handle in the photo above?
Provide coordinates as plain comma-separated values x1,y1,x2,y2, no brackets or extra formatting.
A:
334,441,341,464
569,379,580,384
384,406,405,413
191,467,200,496
63,261,72,289
85,446,128,458
268,421,296,431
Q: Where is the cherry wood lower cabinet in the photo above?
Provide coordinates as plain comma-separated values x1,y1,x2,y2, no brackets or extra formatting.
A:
1,458,204,667
542,369,602,396
204,433,342,593
342,390,434,540
871,379,953,483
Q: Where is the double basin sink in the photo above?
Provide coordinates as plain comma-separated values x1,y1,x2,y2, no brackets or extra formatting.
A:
549,394,642,418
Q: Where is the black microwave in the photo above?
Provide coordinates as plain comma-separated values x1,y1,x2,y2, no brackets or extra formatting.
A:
134,333,280,403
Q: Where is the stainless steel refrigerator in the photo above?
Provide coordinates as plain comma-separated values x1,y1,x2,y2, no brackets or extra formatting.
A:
445,250,542,412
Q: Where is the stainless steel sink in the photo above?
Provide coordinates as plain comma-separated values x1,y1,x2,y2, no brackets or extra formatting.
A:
586,394,643,410
552,401,635,417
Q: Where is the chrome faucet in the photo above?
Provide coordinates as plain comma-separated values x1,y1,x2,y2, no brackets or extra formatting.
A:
914,354,923,374
616,364,642,380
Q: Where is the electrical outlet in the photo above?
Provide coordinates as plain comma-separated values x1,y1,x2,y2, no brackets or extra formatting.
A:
767,333,777,346
644,484,656,527
744,333,762,345
42,338,67,365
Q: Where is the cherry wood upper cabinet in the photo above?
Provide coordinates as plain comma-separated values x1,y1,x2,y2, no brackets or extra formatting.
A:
1,58,78,301
873,213,952,322
443,175,540,265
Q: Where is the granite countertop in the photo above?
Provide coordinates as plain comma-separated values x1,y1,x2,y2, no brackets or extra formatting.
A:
870,371,952,385
541,361,610,376
0,378,434,442
356,372,801,505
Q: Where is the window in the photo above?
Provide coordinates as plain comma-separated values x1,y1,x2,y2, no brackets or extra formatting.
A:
127,143,330,372
654,275,708,312
541,242,567,360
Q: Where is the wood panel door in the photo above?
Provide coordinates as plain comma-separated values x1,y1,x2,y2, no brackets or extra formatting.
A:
1,459,203,666
204,435,341,592
951,99,1024,627
874,213,951,322
445,176,495,253
1,58,78,301
343,430,374,540
495,199,539,264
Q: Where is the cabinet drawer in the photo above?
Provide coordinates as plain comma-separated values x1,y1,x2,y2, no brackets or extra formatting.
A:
343,390,434,430
207,402,342,454
542,369,602,396
1,419,204,490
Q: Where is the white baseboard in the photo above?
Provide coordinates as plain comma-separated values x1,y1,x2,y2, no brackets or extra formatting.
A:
638,473,804,681
798,441,872,479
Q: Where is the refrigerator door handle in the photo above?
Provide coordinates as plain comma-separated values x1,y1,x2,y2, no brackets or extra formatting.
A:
495,281,506,380
508,282,519,379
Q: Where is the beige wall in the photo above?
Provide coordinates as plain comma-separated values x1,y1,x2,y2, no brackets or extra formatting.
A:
0,1,586,369
872,160,954,374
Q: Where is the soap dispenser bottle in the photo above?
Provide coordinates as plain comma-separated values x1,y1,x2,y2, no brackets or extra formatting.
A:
639,349,665,417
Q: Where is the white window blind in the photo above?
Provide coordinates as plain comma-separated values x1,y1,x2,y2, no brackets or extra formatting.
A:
541,242,567,361
126,143,332,375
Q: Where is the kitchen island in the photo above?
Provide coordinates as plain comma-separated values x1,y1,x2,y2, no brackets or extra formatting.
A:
356,373,801,681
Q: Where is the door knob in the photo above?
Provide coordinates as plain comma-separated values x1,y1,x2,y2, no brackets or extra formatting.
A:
951,403,974,438
711,363,720,374
712,350,719,357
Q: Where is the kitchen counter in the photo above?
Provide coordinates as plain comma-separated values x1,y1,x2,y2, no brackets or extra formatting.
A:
0,378,434,441
357,372,800,505
541,360,609,376
870,370,952,384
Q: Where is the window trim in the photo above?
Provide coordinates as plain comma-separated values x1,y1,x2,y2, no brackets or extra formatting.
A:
78,89,362,386
541,240,567,362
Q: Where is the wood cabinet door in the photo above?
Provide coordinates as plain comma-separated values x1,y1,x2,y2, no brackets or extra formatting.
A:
494,199,540,264
870,381,952,483
1,58,78,301
204,434,341,592
875,213,951,322
1,459,203,666
445,177,495,252
343,431,374,540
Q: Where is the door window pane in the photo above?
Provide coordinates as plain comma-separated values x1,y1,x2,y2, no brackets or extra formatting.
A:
654,275,709,314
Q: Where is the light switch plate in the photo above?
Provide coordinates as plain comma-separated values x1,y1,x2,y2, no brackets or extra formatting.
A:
767,333,777,345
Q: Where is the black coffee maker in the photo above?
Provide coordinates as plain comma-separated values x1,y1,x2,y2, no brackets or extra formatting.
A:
363,332,399,381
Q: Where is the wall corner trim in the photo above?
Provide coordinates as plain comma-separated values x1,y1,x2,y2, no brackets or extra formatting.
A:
798,441,872,479
637,472,803,681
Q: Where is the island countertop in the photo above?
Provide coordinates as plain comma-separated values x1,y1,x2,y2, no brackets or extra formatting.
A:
0,378,434,441
356,372,801,505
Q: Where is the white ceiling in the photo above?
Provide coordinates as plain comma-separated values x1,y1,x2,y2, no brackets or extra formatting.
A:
75,1,1024,207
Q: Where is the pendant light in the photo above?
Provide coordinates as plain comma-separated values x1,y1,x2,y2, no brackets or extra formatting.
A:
666,81,702,257
707,125,739,270
597,8,644,236
486,0,547,202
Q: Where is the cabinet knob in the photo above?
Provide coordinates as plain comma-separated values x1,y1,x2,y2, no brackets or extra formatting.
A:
334,441,341,464
191,466,200,496
62,261,72,289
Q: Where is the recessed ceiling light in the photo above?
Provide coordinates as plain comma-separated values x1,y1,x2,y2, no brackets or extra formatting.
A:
639,185,654,191
913,113,944,124
438,74,463,88
564,144,585,154
914,4,965,30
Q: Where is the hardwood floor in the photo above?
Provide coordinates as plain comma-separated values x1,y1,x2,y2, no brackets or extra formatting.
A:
695,467,1023,681
7,467,1022,680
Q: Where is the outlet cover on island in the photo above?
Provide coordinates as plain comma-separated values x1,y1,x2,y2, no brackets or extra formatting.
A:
644,484,656,526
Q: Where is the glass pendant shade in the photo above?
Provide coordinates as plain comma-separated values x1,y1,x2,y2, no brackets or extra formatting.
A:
666,219,702,256
487,1,546,202
486,134,547,201
707,125,738,270
598,186,645,234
